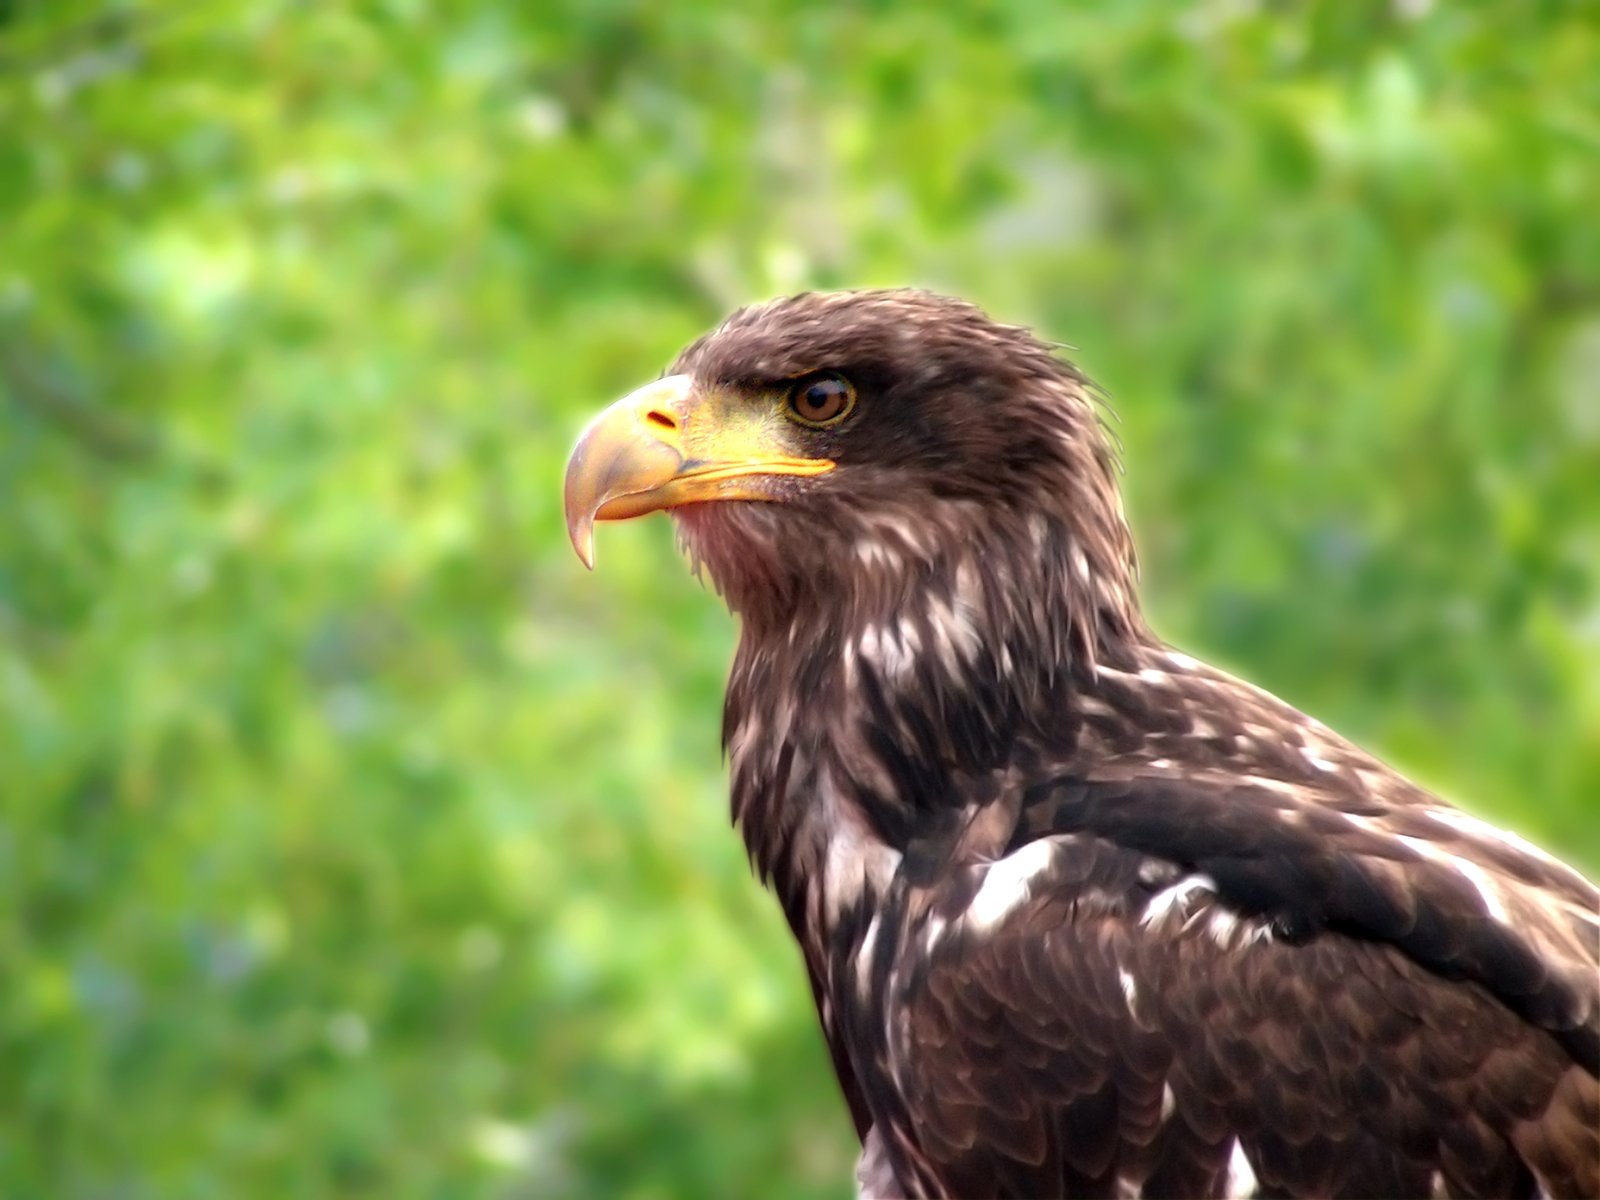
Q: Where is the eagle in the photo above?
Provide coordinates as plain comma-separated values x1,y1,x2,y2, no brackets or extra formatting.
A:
562,289,1599,1198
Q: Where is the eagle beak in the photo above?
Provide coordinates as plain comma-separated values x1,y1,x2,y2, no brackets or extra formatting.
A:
563,374,835,568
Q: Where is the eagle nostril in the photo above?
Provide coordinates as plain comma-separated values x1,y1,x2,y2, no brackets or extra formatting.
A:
645,409,679,433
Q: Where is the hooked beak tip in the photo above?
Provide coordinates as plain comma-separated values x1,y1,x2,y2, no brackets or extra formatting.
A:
563,375,693,571
571,520,596,571
564,476,598,569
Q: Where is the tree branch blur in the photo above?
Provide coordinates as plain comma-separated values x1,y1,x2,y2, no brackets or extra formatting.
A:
0,331,160,464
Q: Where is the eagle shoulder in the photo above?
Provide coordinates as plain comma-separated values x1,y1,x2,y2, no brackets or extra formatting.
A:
824,647,1599,1196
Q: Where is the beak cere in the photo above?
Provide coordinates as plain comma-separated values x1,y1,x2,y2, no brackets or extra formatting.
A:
563,374,835,568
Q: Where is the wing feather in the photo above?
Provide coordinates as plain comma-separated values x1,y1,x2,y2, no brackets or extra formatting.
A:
879,791,1599,1197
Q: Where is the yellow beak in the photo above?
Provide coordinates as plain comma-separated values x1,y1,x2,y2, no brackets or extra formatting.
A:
563,374,836,568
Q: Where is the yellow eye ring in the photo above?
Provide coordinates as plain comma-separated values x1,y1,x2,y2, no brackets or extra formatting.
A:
786,373,856,428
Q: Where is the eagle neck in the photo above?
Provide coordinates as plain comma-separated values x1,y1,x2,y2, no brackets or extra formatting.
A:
721,513,1154,965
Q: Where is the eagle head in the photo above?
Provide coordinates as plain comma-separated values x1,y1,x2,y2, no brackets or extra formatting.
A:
565,289,1140,656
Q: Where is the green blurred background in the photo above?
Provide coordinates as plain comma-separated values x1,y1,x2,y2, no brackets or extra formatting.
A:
3,2,1598,1196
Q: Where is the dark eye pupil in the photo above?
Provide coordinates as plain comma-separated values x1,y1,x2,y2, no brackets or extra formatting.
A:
803,384,836,413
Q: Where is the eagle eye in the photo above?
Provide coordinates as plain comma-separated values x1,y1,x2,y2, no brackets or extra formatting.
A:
786,373,856,428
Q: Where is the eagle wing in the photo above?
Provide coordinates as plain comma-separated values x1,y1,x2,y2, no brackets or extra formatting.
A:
869,773,1600,1197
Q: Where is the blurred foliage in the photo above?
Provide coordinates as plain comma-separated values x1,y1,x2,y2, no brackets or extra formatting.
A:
2,1,1597,1196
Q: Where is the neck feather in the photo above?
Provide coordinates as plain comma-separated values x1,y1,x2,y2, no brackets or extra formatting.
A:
717,504,1153,950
